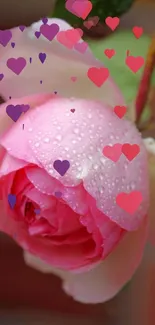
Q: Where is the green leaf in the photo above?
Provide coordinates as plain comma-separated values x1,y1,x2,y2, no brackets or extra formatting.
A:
87,31,155,109
90,0,134,20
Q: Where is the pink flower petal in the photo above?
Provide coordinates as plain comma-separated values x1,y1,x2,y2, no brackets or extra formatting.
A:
1,98,148,230
0,18,124,107
0,153,27,176
0,94,52,138
24,215,148,303
0,95,52,164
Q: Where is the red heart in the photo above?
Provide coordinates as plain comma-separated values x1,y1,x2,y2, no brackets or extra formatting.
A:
132,26,143,39
116,191,143,214
71,0,92,19
102,144,122,162
122,143,140,161
57,28,83,49
114,105,127,118
125,56,144,73
87,67,109,87
105,17,120,31
104,48,116,59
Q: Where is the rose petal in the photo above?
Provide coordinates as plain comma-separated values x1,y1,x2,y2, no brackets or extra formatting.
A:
1,98,148,230
0,153,27,176
0,18,124,107
0,197,98,270
0,95,53,165
0,94,52,138
25,166,89,215
24,215,148,303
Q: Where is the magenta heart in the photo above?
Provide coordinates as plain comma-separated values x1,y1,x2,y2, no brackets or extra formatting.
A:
7,57,26,75
0,30,12,47
53,160,70,176
74,41,88,53
40,23,60,41
70,108,75,113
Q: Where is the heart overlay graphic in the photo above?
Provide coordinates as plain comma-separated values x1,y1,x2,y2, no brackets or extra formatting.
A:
116,191,143,215
53,160,70,176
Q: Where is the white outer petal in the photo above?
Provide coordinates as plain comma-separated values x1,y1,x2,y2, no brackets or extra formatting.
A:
0,18,125,108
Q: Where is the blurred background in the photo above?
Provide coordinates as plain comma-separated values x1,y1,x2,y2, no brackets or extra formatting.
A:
0,0,155,324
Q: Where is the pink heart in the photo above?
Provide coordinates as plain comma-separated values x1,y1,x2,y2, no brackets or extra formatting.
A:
74,41,88,54
66,0,92,19
57,28,82,49
71,76,77,82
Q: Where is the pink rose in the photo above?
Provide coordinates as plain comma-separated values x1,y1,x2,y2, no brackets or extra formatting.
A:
0,18,149,303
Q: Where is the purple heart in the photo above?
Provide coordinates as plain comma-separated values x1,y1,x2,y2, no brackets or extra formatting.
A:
7,57,26,75
6,104,22,122
42,17,48,24
53,160,70,176
0,73,4,81
11,42,15,48
8,194,16,209
40,23,59,41
20,104,30,113
74,41,88,54
54,191,62,198
19,25,26,32
34,209,41,215
35,31,41,39
39,52,46,63
0,30,12,47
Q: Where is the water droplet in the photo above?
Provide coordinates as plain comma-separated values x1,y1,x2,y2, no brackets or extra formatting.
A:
55,134,62,141
124,162,128,169
35,142,40,147
74,128,79,134
44,137,50,143
93,164,99,170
